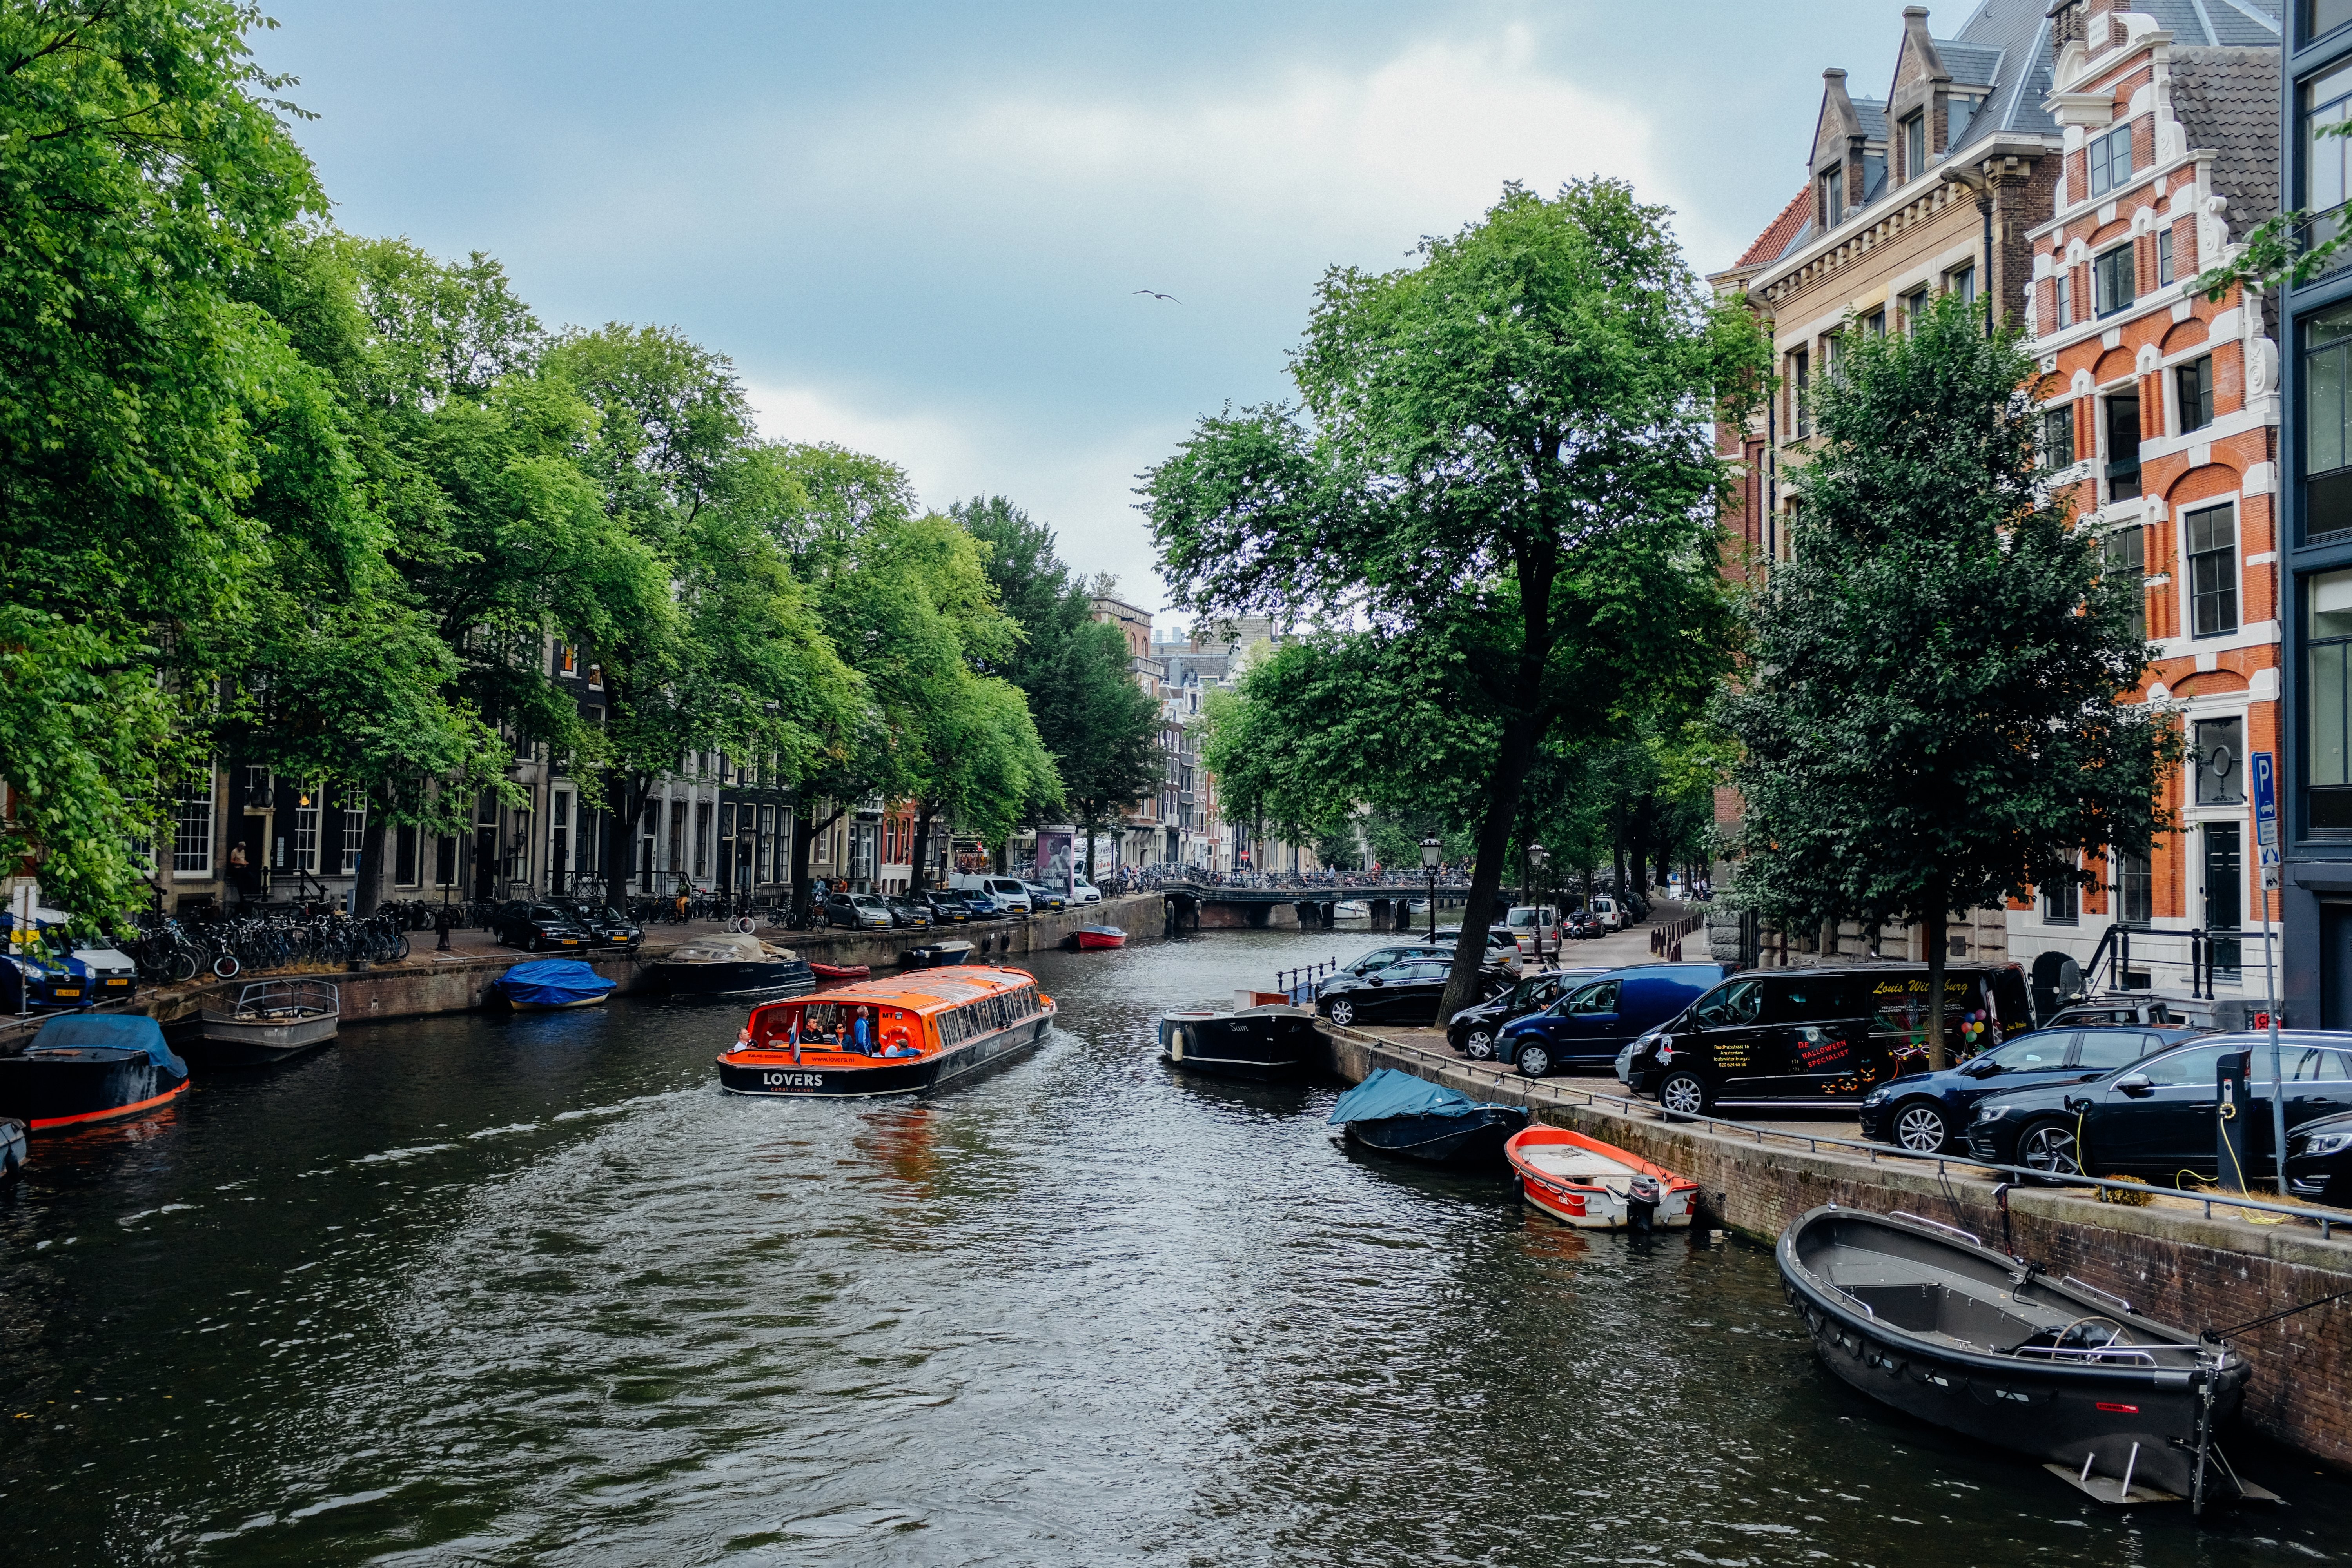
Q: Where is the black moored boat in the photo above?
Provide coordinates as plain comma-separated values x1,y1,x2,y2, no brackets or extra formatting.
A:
0,1014,189,1130
655,933,815,1000
1158,1003,1318,1081
1329,1067,1528,1164
1779,1206,2257,1506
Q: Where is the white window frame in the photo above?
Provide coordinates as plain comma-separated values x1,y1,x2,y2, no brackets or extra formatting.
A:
172,771,215,878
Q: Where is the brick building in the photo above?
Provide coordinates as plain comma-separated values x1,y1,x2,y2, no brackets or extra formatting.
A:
2015,0,2283,1003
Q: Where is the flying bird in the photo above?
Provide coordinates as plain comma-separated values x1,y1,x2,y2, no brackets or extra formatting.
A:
1133,289,1181,303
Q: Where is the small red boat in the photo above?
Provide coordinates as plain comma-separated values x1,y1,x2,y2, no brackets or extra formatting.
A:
808,962,869,981
1073,927,1126,951
1504,1124,1698,1230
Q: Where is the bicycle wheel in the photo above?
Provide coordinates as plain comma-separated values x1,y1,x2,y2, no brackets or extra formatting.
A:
392,934,411,960
211,951,241,980
167,947,200,983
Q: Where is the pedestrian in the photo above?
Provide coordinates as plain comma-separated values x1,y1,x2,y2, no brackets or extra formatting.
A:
227,842,251,904
434,901,454,952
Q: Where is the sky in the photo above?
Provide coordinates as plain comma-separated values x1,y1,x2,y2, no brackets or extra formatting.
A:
257,0,1900,620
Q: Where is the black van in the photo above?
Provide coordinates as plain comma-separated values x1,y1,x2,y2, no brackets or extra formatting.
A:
1622,963,2034,1115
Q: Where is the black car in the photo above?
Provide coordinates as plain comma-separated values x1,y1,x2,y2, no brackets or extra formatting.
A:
919,891,974,925
883,895,931,930
556,899,643,951
1446,967,1604,1059
489,902,593,953
1316,958,1510,1029
1855,1025,2198,1155
1626,962,2036,1114
820,892,893,930
2285,1108,2352,1206
1337,944,1440,980
1966,1033,2352,1179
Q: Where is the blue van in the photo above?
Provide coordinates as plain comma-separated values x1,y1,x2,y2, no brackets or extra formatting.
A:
1497,962,1732,1078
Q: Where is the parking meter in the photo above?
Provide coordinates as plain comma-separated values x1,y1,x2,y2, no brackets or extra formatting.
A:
2217,1050,2253,1194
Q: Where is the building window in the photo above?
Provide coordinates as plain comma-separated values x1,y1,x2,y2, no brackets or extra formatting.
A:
2042,405,2076,469
2303,300,2352,537
2105,392,2142,501
1947,263,1976,305
394,824,420,886
1865,308,1886,338
2093,244,2135,317
2187,503,2239,637
1901,111,1925,181
2194,715,2247,806
1791,349,1810,439
293,789,319,875
172,774,214,877
2116,848,2153,925
1819,165,1844,230
2303,60,2352,260
2043,871,2078,925
2157,228,2175,287
2176,354,2214,432
2055,272,2073,329
340,786,366,877
2308,569,2352,830
2088,123,2134,198
2104,524,2145,639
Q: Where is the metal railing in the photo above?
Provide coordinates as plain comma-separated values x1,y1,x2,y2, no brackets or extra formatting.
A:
1340,1026,2351,1240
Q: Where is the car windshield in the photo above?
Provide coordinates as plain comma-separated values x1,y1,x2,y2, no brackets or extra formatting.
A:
851,896,885,910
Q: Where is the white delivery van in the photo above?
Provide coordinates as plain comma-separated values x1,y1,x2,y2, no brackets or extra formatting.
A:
951,873,1033,913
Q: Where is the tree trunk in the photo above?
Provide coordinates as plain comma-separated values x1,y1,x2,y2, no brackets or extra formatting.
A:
909,802,936,892
791,804,844,920
1436,720,1543,1025
352,786,389,915
1925,902,1951,1072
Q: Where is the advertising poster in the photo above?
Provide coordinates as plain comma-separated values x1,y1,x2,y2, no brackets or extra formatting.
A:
1036,829,1073,892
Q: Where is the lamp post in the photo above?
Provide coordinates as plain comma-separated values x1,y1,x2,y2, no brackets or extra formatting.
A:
1420,836,1442,945
1528,842,1549,967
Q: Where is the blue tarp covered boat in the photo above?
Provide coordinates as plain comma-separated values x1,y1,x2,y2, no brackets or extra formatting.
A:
0,1014,190,1129
490,960,616,1011
1328,1067,1528,1165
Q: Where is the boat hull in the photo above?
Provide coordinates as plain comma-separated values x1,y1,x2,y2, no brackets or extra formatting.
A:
903,943,975,969
1779,1208,2254,1501
1344,1105,1527,1165
1505,1125,1699,1230
658,959,817,999
169,1012,339,1065
0,1049,190,1130
719,1009,1053,1098
1159,1010,1318,1081
1073,929,1126,950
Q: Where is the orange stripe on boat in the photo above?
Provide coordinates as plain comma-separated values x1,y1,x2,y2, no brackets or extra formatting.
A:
29,1078,189,1131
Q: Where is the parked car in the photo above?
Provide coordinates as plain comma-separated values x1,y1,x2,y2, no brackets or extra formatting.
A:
1338,944,1442,980
968,875,1032,914
920,891,974,925
556,899,642,950
1429,927,1524,975
1562,909,1604,941
1501,905,1560,958
821,892,894,931
1587,895,1624,933
1316,958,1511,1028
490,902,594,953
1965,1033,2352,1179
1446,966,1603,1059
2041,995,2218,1031
958,888,1013,920
2285,1107,2352,1205
1069,876,1103,904
1856,1025,2200,1155
1624,962,2036,1114
1022,881,1068,913
1499,962,1733,1078
883,895,931,929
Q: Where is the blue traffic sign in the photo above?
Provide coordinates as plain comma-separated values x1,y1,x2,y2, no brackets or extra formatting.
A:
2253,750,2278,850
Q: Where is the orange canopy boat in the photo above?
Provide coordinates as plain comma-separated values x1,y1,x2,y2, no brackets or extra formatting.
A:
1504,1124,1699,1230
716,964,1054,1099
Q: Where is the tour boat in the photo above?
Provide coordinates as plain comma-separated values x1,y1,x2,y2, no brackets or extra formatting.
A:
655,932,815,999
1504,1124,1698,1230
0,1014,190,1130
1157,1001,1319,1081
717,964,1055,1098
167,979,341,1065
1073,926,1126,951
488,960,615,1012
1328,1068,1527,1165
1779,1206,2260,1508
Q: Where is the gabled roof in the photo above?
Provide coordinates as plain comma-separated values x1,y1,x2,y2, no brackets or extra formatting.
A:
1853,98,1891,140
2130,0,2281,45
1945,0,2056,140
1736,188,1815,269
2170,46,2283,240
1935,41,2003,86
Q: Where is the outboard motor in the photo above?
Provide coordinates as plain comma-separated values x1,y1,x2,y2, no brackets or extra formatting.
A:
1626,1174,1661,1234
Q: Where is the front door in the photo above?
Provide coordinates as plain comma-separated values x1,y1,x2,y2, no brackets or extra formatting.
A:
2204,823,2243,978
2091,1042,2235,1174
2325,906,2352,1029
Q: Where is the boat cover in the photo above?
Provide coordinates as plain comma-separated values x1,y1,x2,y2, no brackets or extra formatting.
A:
494,960,617,1006
666,934,796,964
33,1013,185,1072
1328,1067,1501,1125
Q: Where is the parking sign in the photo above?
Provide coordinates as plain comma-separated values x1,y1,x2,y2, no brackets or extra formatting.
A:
2254,750,2280,887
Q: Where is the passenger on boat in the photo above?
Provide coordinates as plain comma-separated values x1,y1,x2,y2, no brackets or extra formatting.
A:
849,1008,874,1055
882,1027,920,1058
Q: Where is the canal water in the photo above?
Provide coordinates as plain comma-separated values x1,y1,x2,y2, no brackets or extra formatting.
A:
4,929,2349,1564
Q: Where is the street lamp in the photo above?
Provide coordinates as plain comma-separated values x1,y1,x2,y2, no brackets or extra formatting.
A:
1420,836,1443,945
1528,842,1549,967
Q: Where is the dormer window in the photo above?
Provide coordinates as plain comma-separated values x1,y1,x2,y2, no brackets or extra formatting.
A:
2088,123,2133,198
1900,111,1925,181
1819,165,1844,229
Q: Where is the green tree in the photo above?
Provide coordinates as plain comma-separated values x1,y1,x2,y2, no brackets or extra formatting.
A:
0,0,327,918
1721,296,2174,1067
1147,181,1764,1020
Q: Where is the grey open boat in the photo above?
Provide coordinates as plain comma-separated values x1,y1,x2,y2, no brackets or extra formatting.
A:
166,979,341,1066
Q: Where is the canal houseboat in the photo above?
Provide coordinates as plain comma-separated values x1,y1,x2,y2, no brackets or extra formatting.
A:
0,1014,190,1130
167,979,341,1065
1504,1125,1698,1230
1157,1001,1319,1081
717,965,1054,1098
1779,1206,2259,1508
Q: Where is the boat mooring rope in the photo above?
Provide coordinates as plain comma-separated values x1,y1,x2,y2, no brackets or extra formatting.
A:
2208,1285,2352,1341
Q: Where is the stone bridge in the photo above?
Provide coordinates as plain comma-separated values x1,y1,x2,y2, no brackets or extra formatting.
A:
1155,880,1474,933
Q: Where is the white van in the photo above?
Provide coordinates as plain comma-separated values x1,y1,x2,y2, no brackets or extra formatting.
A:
952,873,1033,914
1588,895,1622,933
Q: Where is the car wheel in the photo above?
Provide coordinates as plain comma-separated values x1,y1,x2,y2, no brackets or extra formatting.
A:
1326,998,1357,1027
1892,1101,1952,1155
1658,1070,1710,1119
2017,1119,2083,1176
1463,1027,1496,1061
1516,1043,1553,1079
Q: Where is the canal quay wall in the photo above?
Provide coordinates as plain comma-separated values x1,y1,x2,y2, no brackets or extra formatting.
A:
1316,1019,2352,1474
6,895,1166,1040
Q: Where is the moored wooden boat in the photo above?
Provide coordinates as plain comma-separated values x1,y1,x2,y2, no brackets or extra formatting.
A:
1073,926,1126,950
166,978,341,1065
902,940,974,969
0,1014,190,1130
655,933,815,999
1158,1003,1318,1081
1329,1068,1527,1164
1504,1124,1698,1229
717,964,1054,1098
1778,1206,2259,1507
